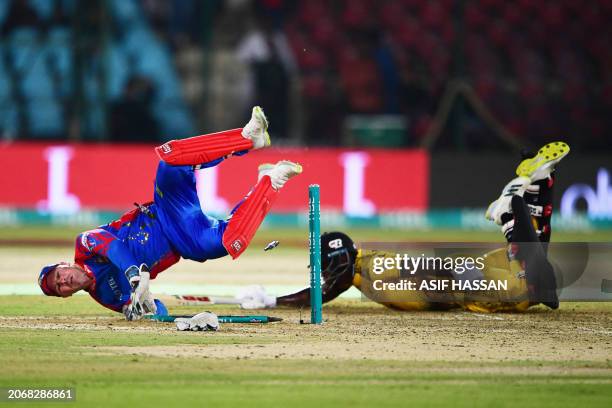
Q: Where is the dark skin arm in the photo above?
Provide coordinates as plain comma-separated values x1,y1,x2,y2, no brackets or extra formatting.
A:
277,271,354,307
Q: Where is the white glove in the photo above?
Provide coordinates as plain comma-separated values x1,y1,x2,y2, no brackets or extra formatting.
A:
140,289,157,315
124,264,156,320
122,291,156,321
236,285,277,309
175,312,219,331
123,302,143,321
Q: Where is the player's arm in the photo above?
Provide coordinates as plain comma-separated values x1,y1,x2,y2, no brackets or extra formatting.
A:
237,274,352,309
77,229,156,318
77,229,141,273
276,273,353,307
277,272,353,307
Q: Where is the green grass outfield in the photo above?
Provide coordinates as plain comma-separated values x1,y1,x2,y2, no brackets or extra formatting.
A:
0,296,611,408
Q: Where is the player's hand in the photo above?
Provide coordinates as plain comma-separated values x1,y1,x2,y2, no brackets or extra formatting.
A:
123,302,143,321
140,290,157,314
125,263,149,289
125,264,155,316
236,285,277,309
123,292,156,320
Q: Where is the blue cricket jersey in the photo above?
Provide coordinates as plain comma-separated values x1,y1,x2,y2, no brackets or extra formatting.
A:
74,203,180,312
71,161,233,313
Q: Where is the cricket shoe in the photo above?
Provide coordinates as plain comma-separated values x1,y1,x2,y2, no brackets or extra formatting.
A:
259,160,302,190
257,163,275,182
485,176,531,225
242,106,271,149
515,141,570,182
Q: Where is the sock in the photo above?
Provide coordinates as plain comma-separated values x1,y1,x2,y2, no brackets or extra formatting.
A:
523,172,555,244
155,128,253,166
222,176,278,259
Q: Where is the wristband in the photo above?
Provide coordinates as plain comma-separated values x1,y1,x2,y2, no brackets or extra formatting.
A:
124,265,140,284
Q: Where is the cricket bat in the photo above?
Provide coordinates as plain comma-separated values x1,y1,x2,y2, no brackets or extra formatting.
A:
155,294,242,306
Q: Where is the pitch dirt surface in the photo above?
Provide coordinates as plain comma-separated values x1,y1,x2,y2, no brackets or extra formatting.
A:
102,305,612,363
1,301,611,364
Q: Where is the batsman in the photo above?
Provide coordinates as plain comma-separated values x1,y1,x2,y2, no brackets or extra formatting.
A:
38,107,302,320
240,142,569,313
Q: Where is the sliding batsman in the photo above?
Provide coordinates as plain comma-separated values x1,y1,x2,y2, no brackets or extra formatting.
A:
38,107,302,320
240,142,569,313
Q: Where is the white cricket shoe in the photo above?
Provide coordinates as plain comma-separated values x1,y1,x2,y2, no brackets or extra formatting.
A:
257,163,275,182
242,106,271,149
515,141,570,182
258,160,302,190
485,176,531,225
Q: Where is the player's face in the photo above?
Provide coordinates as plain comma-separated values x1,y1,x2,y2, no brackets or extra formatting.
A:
48,263,90,297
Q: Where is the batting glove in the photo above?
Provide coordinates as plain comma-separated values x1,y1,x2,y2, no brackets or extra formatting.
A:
236,285,277,309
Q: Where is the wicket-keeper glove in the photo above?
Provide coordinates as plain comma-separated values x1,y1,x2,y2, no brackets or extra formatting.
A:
124,264,156,319
175,312,220,331
122,293,157,321
123,302,142,321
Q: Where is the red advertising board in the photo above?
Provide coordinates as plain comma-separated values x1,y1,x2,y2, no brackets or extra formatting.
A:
0,143,428,215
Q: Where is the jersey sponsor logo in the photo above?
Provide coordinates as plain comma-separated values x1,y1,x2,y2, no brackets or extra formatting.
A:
81,233,95,251
80,229,113,256
231,240,242,252
107,276,122,299
329,238,343,249
160,143,172,154
528,204,543,217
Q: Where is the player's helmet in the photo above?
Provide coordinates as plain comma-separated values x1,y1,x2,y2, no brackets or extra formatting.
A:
320,232,357,281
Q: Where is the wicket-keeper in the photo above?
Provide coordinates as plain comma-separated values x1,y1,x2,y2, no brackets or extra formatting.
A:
38,107,302,320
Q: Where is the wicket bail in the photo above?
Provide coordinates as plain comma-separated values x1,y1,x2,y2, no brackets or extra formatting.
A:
308,185,323,324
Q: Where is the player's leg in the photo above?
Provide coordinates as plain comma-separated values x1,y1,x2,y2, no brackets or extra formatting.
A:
485,175,531,237
485,179,558,309
222,161,302,259
487,141,569,243
520,162,563,246
155,106,270,166
152,157,302,262
512,143,570,309
509,195,559,309
152,161,226,261
516,142,568,242
485,141,570,309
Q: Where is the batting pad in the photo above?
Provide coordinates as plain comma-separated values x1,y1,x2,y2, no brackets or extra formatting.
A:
155,128,253,166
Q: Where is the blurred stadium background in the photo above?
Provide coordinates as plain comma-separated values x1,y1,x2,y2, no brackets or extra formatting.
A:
0,0,610,239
